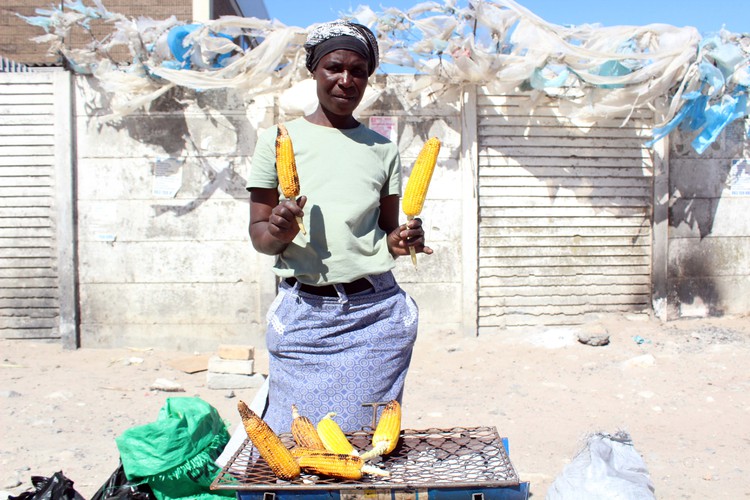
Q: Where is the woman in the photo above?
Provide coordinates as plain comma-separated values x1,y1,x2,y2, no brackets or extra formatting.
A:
247,20,432,433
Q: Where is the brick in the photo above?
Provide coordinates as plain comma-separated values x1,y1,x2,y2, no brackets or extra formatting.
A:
207,356,254,375
217,344,255,360
206,372,266,390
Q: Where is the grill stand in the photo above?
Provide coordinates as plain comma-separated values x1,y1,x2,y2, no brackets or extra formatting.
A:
212,426,530,499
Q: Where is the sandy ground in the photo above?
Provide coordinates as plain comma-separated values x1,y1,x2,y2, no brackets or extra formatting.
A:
2,313,749,499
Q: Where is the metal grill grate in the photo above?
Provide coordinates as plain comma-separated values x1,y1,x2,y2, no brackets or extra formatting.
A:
212,426,520,491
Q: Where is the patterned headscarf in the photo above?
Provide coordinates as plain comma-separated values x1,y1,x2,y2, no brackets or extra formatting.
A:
304,21,379,76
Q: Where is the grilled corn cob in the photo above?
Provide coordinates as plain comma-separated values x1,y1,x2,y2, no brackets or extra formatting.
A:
275,123,306,235
237,400,300,480
360,400,401,461
316,412,359,456
402,137,441,266
293,449,389,479
290,446,319,458
291,405,326,450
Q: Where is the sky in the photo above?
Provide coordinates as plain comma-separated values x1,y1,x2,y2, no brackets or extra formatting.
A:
264,0,750,36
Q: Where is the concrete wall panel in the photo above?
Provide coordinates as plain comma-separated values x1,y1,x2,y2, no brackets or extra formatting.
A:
72,74,466,349
666,119,750,318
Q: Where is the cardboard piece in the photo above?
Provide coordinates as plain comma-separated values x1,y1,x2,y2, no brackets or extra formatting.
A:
167,355,210,374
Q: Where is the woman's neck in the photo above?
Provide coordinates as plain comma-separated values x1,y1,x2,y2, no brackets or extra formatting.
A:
306,106,359,129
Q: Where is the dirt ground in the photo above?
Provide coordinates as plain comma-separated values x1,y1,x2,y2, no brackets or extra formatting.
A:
2,313,749,499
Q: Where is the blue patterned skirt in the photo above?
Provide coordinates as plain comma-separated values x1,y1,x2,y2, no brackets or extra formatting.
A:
261,271,418,434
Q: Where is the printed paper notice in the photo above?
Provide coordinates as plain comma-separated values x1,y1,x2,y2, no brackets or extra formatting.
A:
153,158,184,198
730,159,750,196
369,116,398,142
91,206,117,242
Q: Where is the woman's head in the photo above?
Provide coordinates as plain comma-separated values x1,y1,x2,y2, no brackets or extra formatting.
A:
304,21,379,76
304,21,379,124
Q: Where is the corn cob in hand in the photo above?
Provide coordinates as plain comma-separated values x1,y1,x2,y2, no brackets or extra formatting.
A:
238,400,301,480
402,137,440,266
293,449,389,480
360,400,401,461
316,412,359,456
275,123,306,235
291,405,326,450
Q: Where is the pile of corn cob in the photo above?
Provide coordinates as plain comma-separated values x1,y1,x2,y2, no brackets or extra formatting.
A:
237,399,402,481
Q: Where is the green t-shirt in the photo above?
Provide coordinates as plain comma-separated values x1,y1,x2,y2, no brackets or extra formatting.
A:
247,117,402,285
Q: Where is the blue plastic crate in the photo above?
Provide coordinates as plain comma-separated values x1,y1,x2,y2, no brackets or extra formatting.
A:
236,483,530,499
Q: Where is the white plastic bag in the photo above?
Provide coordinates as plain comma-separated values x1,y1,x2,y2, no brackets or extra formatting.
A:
546,431,656,500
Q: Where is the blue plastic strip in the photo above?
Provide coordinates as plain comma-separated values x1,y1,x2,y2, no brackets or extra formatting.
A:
699,62,725,97
530,66,570,89
692,92,748,153
595,60,631,89
646,102,692,147
167,24,200,68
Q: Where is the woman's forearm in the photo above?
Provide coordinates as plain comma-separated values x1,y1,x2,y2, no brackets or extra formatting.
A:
250,221,290,255
249,189,304,255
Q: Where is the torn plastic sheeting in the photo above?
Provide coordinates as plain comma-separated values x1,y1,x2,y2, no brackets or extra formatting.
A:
166,24,236,70
167,24,200,68
682,92,710,131
17,12,57,31
594,60,632,89
65,0,107,21
149,27,302,90
381,47,416,67
530,64,571,89
646,89,738,149
19,0,750,154
702,35,748,80
692,92,748,154
646,94,698,147
647,59,737,148
412,14,460,41
699,61,727,97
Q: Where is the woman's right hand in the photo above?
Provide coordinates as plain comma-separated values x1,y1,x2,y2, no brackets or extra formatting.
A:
250,188,306,255
267,196,307,243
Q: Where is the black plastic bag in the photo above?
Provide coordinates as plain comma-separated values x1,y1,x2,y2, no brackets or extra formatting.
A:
9,471,85,500
90,461,156,500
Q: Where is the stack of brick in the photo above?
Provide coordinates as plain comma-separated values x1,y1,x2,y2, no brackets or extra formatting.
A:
206,344,266,390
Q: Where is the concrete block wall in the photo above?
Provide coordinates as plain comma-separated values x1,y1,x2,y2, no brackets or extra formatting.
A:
73,74,469,350
74,79,277,350
357,76,468,336
69,70,750,350
667,119,750,318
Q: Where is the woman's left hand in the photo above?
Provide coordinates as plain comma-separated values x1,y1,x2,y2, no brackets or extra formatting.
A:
387,217,434,258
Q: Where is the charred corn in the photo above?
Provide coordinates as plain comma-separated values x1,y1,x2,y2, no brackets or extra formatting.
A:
316,412,359,456
360,400,401,461
275,123,306,235
237,400,300,480
291,405,326,450
290,446,319,458
402,137,440,266
293,449,389,479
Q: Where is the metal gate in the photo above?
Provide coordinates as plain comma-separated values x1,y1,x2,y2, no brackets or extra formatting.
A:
476,89,653,332
0,70,76,344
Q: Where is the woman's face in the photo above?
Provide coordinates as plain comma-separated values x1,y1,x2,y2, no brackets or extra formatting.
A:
313,49,369,118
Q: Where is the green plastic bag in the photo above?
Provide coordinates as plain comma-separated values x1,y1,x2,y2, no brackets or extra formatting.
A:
115,397,234,500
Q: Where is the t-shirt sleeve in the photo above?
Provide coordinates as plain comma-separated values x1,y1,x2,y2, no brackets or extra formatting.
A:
381,143,402,198
246,126,279,191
